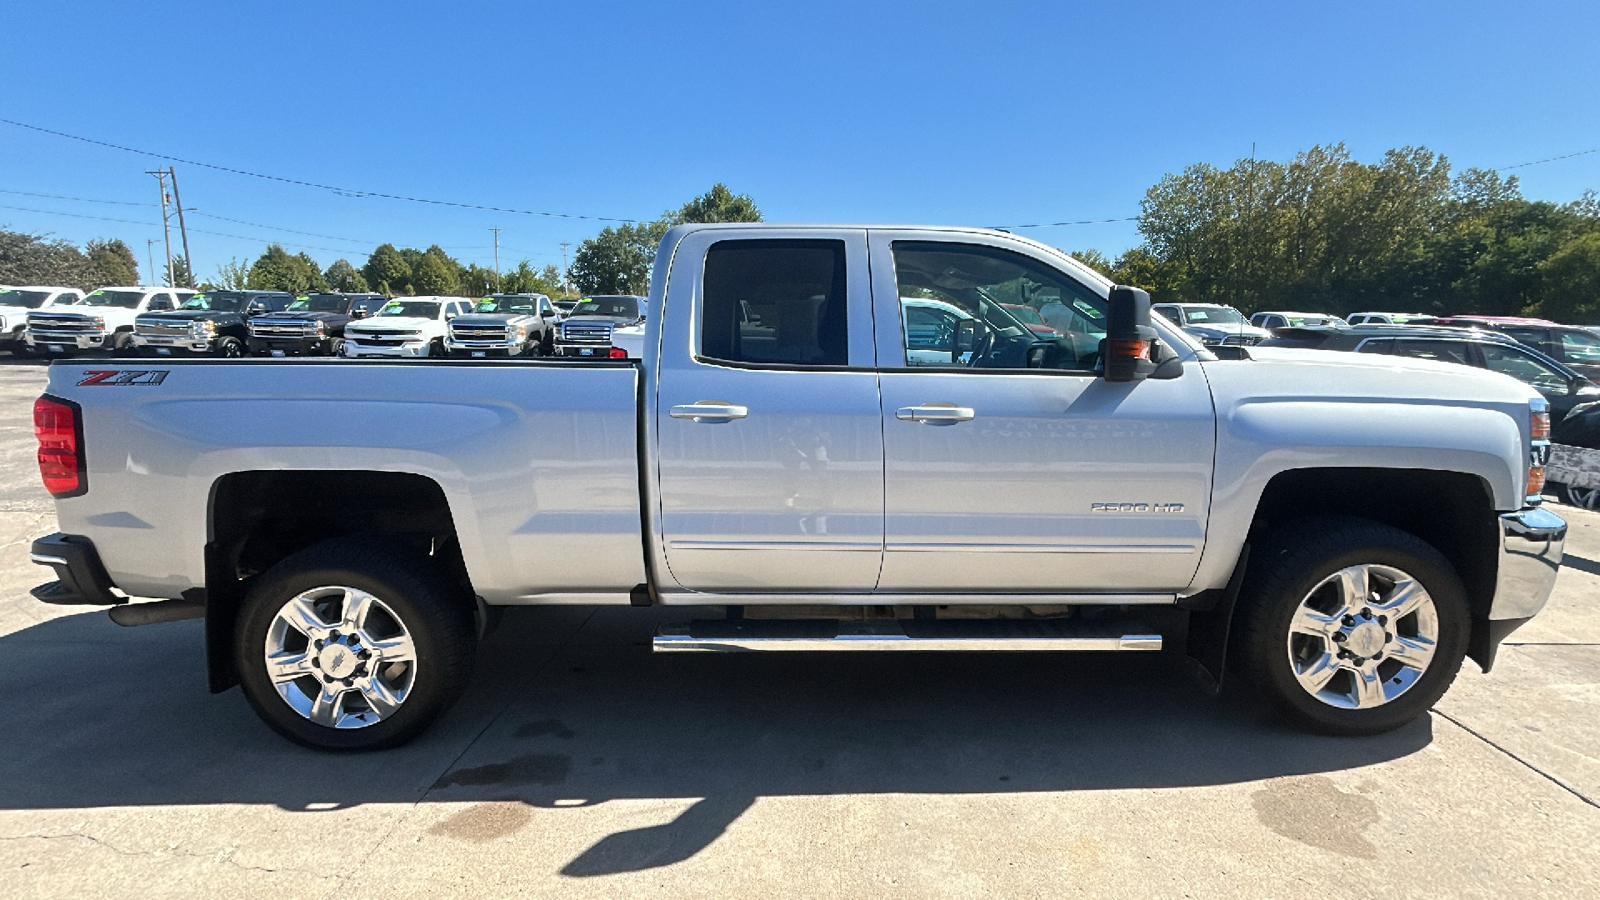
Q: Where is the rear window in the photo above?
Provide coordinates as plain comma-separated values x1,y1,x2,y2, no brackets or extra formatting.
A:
699,239,849,367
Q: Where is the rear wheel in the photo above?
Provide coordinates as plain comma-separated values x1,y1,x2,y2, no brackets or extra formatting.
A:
1563,483,1600,510
1235,517,1469,736
235,538,477,751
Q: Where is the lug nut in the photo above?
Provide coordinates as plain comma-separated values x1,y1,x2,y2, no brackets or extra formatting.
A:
311,658,321,668
314,639,324,650
1361,609,1374,619
1337,649,1350,659
1332,632,1347,643
329,630,341,641
1378,615,1388,626
343,678,354,687
1342,615,1355,626
1372,653,1384,662
1385,632,1393,642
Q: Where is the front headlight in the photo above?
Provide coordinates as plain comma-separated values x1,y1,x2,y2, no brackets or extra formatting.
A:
92,316,106,329
515,325,528,339
191,320,215,338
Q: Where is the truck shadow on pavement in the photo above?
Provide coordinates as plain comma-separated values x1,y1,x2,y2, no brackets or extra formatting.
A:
0,604,1433,876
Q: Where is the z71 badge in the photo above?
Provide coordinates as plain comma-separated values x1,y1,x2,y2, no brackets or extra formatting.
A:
77,370,171,386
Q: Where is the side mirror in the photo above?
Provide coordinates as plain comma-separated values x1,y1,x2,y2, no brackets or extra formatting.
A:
540,309,555,318
1103,285,1158,383
953,319,982,363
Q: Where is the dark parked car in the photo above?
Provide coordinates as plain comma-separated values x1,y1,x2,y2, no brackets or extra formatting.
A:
247,292,387,357
131,290,294,358
1432,318,1600,381
1262,324,1600,420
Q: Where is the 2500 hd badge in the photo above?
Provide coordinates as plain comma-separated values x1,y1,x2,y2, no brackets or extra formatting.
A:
1090,502,1186,513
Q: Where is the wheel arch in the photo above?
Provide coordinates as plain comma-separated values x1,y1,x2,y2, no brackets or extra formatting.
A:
203,470,471,693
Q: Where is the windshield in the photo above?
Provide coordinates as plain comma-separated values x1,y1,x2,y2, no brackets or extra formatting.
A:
376,300,440,318
79,290,146,309
1480,343,1574,394
477,296,538,313
288,295,348,313
1285,315,1341,326
181,293,246,312
1003,304,1046,326
0,290,53,309
1181,306,1245,326
573,297,640,318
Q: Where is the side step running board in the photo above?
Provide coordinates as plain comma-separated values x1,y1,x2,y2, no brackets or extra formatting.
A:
653,619,1162,653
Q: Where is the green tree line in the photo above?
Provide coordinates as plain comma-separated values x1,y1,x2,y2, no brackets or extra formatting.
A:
1072,143,1600,323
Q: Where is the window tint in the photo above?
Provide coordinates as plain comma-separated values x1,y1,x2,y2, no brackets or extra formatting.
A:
1480,343,1572,393
889,241,1106,372
1394,339,1473,367
1355,338,1394,354
700,239,849,366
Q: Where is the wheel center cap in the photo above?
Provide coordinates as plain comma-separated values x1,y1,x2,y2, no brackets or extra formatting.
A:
1347,622,1386,658
319,643,359,678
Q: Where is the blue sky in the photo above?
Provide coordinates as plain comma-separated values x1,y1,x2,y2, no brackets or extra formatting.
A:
3,0,1598,285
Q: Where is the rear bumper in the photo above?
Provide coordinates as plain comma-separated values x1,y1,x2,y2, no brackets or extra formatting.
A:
1492,506,1566,621
29,533,120,606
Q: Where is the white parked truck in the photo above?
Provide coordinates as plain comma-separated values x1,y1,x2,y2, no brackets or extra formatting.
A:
342,296,474,358
26,286,195,356
28,224,1565,751
0,286,83,355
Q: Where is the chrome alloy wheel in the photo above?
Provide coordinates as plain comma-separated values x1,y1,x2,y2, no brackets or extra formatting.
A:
1286,564,1439,710
263,586,418,729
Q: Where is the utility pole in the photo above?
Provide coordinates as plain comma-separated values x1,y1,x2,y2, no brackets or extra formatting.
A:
489,227,501,286
146,170,174,287
168,166,192,287
146,239,158,286
559,242,571,293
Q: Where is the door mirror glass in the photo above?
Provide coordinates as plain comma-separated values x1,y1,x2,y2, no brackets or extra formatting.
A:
953,319,980,363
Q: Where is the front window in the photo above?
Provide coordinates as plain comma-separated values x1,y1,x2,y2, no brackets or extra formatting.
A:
0,290,54,308
573,296,641,319
1480,343,1573,393
1179,305,1244,326
888,241,1107,372
289,295,349,314
376,300,441,318
78,290,146,309
477,295,538,313
181,293,246,312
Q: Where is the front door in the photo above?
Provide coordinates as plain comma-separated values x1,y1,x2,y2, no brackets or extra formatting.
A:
868,231,1215,594
655,229,884,593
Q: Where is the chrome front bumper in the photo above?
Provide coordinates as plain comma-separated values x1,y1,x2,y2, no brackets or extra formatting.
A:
1492,506,1566,620
26,330,111,350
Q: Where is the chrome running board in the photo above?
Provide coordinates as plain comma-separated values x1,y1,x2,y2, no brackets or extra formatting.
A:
653,619,1162,653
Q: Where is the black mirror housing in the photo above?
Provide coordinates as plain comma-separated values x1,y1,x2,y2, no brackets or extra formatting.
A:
1104,285,1158,383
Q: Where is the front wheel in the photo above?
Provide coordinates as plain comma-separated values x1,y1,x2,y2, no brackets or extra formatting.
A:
215,337,244,358
235,538,477,751
1235,518,1469,736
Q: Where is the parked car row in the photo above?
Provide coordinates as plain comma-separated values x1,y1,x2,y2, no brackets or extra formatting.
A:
10,289,653,361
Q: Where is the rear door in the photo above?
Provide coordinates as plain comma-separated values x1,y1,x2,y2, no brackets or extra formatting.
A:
868,230,1215,594
654,229,884,593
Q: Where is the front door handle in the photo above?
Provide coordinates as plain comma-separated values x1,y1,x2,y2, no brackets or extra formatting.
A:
670,401,749,421
896,404,975,423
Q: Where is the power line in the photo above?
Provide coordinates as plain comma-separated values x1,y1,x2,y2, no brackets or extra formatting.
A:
0,203,370,255
1495,147,1600,171
0,187,154,207
188,211,377,245
1,117,642,224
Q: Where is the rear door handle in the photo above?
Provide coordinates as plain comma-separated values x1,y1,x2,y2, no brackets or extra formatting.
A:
670,402,749,421
896,404,975,423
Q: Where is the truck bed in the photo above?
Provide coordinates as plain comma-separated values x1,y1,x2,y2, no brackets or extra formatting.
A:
46,358,647,603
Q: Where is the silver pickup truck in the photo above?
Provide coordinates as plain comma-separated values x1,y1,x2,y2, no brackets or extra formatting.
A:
28,224,1566,751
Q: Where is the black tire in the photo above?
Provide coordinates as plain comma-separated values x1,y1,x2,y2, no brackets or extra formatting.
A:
215,337,244,358
234,537,477,751
111,332,136,357
428,338,445,358
1234,516,1469,736
1562,482,1600,510
540,329,554,356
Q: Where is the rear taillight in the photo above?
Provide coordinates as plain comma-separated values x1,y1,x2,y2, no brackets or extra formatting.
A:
34,396,85,498
608,347,628,359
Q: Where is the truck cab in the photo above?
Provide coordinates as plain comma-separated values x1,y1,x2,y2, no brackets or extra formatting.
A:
26,286,197,356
